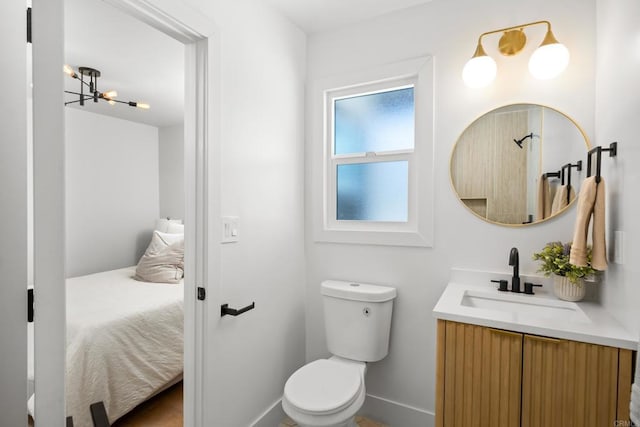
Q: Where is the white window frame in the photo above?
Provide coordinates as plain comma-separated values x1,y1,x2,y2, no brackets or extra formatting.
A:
311,57,434,247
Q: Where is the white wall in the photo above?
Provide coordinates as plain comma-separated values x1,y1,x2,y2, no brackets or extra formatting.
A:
305,0,596,424
596,0,640,338
65,108,159,277
159,124,184,220
178,0,307,425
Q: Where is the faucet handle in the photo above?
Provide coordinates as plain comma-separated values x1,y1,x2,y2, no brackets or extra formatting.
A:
491,279,509,292
524,282,542,295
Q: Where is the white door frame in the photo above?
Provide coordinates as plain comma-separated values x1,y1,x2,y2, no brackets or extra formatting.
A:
32,0,67,422
33,0,221,424
0,2,29,425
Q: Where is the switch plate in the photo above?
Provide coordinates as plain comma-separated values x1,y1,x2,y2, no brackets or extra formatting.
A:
222,216,239,243
614,230,624,264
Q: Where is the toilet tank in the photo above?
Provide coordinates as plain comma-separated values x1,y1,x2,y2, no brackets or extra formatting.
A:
321,280,397,362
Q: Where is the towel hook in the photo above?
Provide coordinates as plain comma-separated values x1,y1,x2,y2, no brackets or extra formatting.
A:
542,171,561,180
587,142,617,183
561,161,583,203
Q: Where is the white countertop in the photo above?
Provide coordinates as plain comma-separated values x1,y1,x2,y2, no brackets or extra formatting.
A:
433,268,638,350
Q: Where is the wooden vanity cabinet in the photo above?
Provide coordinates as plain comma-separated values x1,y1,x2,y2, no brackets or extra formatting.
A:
436,320,634,427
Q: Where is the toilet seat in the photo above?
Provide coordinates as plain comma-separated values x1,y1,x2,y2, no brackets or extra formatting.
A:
284,359,363,415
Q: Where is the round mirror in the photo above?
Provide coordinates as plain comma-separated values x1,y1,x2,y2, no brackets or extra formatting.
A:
450,104,590,226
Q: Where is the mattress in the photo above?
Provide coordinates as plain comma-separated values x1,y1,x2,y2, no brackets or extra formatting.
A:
28,266,184,427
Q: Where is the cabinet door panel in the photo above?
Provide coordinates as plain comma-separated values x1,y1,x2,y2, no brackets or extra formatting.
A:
522,335,619,427
441,321,522,427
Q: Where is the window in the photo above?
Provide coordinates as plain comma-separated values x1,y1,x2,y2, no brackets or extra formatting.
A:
312,57,434,247
332,85,414,223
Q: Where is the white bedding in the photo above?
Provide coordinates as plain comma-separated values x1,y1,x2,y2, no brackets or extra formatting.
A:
28,266,183,427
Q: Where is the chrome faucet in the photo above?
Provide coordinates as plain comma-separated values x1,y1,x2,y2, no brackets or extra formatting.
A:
508,247,521,293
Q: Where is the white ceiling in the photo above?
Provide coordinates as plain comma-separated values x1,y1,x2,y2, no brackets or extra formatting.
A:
264,0,433,34
64,0,184,127
62,0,432,126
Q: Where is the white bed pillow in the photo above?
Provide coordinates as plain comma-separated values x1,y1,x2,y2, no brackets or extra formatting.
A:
155,218,182,233
135,231,184,283
166,222,184,234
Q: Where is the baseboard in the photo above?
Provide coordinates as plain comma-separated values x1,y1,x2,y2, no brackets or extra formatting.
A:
251,398,285,427
360,393,434,427
252,394,434,427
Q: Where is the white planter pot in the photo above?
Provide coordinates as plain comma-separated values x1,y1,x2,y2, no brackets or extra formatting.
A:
553,275,585,302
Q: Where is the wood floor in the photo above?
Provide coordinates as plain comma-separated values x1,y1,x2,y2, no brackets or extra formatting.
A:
112,382,183,427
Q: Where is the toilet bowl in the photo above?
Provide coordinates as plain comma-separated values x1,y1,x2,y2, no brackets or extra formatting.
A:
282,280,396,427
282,356,366,427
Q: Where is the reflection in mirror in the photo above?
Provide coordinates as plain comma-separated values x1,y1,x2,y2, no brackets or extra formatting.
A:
450,104,589,226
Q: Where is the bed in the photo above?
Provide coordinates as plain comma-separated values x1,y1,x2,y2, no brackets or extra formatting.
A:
28,266,184,427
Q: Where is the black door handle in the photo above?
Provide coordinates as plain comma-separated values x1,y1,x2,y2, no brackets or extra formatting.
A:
28,289,34,323
221,302,255,317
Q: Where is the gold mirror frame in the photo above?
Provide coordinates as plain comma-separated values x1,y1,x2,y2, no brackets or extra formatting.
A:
450,103,591,227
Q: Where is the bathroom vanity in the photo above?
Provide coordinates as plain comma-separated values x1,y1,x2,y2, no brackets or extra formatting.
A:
433,270,637,427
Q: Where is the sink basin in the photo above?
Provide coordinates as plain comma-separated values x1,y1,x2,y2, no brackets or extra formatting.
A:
461,289,591,323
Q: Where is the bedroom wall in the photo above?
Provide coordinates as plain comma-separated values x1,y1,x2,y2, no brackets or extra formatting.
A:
305,0,596,424
596,0,640,338
158,124,184,220
65,108,159,277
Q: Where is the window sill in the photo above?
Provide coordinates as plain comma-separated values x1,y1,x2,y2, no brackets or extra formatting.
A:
314,227,433,247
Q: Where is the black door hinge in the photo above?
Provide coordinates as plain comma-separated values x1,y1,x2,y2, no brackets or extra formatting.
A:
197,287,206,301
28,288,34,322
27,7,32,43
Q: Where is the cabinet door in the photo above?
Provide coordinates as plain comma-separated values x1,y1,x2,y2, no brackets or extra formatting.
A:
522,334,619,427
438,321,522,427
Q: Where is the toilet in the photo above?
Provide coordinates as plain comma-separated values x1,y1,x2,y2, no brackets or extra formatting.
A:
282,280,397,427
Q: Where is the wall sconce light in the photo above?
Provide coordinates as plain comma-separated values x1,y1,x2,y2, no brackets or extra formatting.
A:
462,20,570,88
63,64,150,109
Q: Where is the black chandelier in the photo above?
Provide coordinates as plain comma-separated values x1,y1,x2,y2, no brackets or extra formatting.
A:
63,65,150,109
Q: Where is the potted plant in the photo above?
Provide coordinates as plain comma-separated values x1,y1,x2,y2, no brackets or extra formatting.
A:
532,241,596,302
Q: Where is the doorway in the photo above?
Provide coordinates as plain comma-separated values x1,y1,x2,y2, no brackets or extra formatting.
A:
28,0,217,424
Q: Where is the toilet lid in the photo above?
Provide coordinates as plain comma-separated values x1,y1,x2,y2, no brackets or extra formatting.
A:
284,359,363,415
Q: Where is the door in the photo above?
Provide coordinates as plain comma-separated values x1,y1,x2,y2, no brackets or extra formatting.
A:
0,2,29,425
438,320,523,427
522,334,619,427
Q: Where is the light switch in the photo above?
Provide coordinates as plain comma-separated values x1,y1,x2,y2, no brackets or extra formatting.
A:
222,216,239,243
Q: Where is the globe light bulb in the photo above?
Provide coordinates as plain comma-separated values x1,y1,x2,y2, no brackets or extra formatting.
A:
528,29,570,80
462,54,497,88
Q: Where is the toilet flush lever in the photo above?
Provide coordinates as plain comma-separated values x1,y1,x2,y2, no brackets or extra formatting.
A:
221,302,255,317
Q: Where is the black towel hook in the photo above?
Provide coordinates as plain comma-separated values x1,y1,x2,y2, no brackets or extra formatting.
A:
542,171,561,180
561,161,583,203
586,142,618,183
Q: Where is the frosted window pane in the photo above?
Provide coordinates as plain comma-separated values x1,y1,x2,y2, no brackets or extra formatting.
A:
337,161,408,222
334,87,414,155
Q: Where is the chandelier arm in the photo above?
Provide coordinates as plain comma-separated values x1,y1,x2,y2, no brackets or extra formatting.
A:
106,98,128,105
477,20,551,43
70,78,93,90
